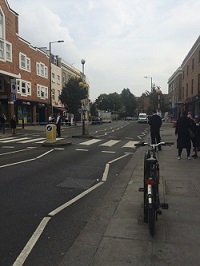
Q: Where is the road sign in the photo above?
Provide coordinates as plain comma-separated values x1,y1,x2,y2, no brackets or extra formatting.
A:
12,94,17,102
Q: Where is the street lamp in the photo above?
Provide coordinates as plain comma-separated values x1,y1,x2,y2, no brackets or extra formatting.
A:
144,76,153,92
156,86,162,116
49,40,64,115
79,59,89,135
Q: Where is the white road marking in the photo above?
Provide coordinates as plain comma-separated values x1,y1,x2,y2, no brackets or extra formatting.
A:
99,140,120,147
122,141,139,148
79,139,102,145
101,151,116,153
17,137,46,143
12,151,132,266
13,217,51,266
0,147,35,156
75,148,89,151
0,137,30,143
1,146,14,149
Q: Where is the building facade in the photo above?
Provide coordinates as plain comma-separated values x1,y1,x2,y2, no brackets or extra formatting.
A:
168,35,200,119
0,0,85,126
0,0,50,125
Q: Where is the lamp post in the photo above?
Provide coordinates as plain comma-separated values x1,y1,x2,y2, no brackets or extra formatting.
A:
156,86,162,116
144,76,153,92
49,40,64,115
79,59,89,135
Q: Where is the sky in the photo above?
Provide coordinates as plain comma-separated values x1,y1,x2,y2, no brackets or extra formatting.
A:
7,0,200,101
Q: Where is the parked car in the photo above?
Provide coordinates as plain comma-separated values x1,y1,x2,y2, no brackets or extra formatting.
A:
91,117,103,125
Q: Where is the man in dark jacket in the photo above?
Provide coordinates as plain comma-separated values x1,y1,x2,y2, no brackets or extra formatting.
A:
175,110,194,160
148,110,162,151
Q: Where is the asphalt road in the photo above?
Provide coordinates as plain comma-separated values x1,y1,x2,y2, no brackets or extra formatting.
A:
0,121,149,266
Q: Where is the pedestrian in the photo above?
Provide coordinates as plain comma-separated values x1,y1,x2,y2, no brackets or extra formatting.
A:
10,115,17,134
148,110,162,151
56,112,62,137
48,114,55,124
191,117,200,158
175,110,194,160
0,113,6,134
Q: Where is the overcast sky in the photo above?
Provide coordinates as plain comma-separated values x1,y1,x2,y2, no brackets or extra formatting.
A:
8,0,200,101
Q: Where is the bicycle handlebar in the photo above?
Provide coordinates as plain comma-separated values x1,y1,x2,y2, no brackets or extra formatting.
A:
134,141,174,147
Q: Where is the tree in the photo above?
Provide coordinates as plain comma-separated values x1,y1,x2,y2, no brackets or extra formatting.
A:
59,77,87,123
120,88,137,117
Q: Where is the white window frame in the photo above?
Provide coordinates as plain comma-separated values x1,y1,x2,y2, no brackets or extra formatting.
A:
6,42,12,61
37,84,48,99
57,75,60,85
16,79,32,96
19,52,31,72
52,72,55,83
36,62,48,78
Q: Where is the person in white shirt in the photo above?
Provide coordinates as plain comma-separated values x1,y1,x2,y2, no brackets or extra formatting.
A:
56,113,62,137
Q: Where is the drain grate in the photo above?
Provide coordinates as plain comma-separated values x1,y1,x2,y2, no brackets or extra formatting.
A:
57,177,96,190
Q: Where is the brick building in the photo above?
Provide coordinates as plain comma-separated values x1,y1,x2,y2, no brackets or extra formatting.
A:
0,0,50,125
168,35,200,118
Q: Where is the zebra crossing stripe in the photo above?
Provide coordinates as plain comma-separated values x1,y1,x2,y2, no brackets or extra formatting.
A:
79,139,102,145
17,138,46,144
122,141,140,148
99,140,120,147
0,137,30,143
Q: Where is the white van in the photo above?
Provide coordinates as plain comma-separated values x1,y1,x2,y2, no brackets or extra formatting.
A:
138,113,148,123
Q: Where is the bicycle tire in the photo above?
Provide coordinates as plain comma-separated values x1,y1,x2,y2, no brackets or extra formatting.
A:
143,151,150,223
148,202,156,237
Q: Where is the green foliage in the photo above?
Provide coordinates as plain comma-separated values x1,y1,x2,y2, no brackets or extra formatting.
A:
59,77,87,118
94,89,137,118
120,88,137,117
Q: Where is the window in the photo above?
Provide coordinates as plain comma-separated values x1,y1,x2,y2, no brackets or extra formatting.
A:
0,11,4,39
192,59,194,71
19,53,31,72
198,74,200,93
199,51,200,64
0,76,4,92
52,88,55,100
6,42,12,61
52,72,55,82
37,84,48,99
0,40,4,59
57,90,61,101
16,79,32,96
183,70,184,80
57,75,60,85
187,65,189,75
191,79,193,95
36,62,48,78
186,83,188,97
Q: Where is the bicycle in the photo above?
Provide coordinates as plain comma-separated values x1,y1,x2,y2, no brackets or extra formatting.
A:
135,141,173,237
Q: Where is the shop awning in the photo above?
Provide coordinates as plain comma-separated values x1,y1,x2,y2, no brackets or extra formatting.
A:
54,107,66,112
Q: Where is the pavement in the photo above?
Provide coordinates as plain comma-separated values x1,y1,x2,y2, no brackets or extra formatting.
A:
2,123,200,265
56,123,200,266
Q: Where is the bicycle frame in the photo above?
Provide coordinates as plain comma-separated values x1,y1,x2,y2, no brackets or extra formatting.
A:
137,141,172,236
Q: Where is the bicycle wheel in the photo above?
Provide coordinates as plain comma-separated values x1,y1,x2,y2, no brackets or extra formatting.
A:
148,202,156,237
143,151,150,223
